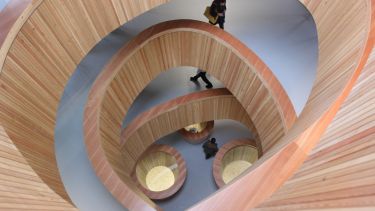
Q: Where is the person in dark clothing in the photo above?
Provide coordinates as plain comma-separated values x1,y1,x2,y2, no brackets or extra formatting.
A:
209,0,226,29
190,69,213,89
202,138,219,159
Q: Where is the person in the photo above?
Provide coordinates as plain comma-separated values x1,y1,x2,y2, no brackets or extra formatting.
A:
209,0,226,29
190,69,213,89
202,138,219,159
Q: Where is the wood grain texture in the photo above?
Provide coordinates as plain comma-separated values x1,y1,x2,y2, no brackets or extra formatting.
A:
178,120,214,144
0,0,41,71
254,6,375,209
120,88,262,173
0,0,169,207
85,87,261,209
189,0,375,210
0,0,31,47
212,139,258,188
84,19,295,210
0,126,77,210
1,0,373,210
133,144,187,200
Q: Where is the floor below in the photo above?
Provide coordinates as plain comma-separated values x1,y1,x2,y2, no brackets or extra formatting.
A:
54,1,316,210
155,120,253,211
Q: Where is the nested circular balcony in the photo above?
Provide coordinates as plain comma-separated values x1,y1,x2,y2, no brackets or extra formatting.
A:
179,120,214,144
213,139,258,188
133,145,187,200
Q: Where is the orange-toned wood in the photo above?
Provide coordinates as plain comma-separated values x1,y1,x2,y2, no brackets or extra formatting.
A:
86,87,261,209
0,1,294,209
132,144,187,200
0,0,170,206
178,120,214,144
83,19,294,210
0,0,41,71
119,88,262,173
212,139,258,188
98,19,296,156
0,126,77,210
1,0,373,210
0,0,32,47
255,9,375,209
85,22,296,210
189,0,375,210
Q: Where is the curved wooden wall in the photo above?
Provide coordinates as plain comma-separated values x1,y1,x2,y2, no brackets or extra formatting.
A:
121,88,261,172
84,19,295,209
97,19,296,159
0,0,169,205
178,120,215,144
85,87,265,209
1,0,374,210
213,139,258,188
189,0,375,210
254,19,375,210
0,126,77,210
133,144,187,200
0,0,40,70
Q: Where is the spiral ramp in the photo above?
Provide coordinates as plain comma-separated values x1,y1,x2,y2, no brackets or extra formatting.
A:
0,0,374,210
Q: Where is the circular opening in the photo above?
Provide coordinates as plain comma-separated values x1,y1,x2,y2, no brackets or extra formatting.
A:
146,166,175,191
222,160,251,184
136,151,179,192
221,145,258,184
179,120,214,144
184,122,208,133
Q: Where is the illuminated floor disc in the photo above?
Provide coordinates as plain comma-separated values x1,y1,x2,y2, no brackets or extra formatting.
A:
222,160,251,184
146,166,175,192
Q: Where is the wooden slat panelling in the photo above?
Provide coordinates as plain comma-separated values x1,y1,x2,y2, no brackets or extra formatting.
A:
133,144,187,200
84,87,264,209
254,24,375,210
84,19,295,210
212,139,258,188
1,0,374,210
120,88,260,172
0,0,41,71
0,0,169,206
190,0,375,210
0,126,77,210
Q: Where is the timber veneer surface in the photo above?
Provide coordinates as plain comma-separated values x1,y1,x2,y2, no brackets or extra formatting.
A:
0,0,170,209
84,19,295,209
178,120,214,144
86,87,263,209
0,126,77,210
212,139,258,188
133,144,187,200
255,3,375,207
87,1,375,207
120,88,262,173
190,0,375,210
1,0,375,210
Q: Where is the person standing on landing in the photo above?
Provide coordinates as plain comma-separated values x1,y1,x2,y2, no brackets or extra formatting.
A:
202,138,219,159
210,0,226,29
